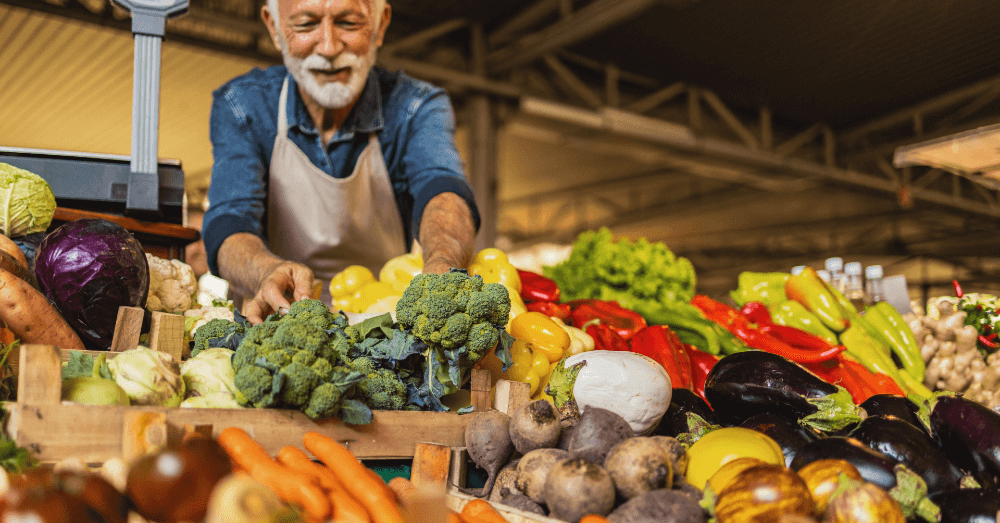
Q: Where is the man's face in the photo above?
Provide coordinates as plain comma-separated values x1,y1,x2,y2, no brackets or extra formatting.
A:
265,0,390,109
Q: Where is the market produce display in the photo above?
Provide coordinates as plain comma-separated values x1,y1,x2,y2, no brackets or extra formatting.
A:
4,195,1000,523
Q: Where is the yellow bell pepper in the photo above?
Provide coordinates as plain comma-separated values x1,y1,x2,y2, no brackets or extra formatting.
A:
509,311,570,363
475,339,550,396
351,281,399,313
329,265,376,302
551,317,595,357
468,248,527,322
379,252,423,294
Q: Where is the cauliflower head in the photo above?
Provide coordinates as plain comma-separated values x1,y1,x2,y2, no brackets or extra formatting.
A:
145,253,198,313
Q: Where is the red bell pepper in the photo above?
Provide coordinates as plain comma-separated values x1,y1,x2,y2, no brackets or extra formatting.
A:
568,300,648,341
804,354,905,404
517,270,561,302
525,300,572,321
691,295,844,363
583,320,630,352
740,301,774,326
684,344,719,403
630,326,693,390
759,324,837,352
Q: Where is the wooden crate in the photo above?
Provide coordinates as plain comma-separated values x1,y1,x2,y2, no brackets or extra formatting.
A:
6,342,530,464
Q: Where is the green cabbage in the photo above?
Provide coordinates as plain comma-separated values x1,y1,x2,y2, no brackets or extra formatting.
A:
0,163,56,237
180,347,238,398
107,346,185,407
180,392,243,409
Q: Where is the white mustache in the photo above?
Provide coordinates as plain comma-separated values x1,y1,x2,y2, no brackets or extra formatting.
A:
301,52,364,71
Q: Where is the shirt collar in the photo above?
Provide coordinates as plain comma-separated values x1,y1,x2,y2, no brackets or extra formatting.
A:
285,69,385,143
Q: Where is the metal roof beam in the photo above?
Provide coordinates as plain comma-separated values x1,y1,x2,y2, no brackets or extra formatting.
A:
487,0,660,73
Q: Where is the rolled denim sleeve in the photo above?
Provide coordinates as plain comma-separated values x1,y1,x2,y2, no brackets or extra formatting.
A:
203,88,269,276
402,91,481,236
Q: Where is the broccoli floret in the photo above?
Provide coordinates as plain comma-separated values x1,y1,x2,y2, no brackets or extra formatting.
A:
311,357,334,382
191,318,244,358
269,317,328,355
286,299,340,330
396,270,511,348
234,321,282,371
233,365,272,406
348,356,378,376
292,350,317,367
354,368,407,410
466,322,500,363
343,325,363,344
303,382,345,419
278,361,318,407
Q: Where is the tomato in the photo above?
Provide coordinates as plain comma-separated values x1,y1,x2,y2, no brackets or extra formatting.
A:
685,427,785,490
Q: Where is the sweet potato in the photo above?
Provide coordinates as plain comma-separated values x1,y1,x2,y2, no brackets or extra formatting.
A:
0,268,85,351
0,234,27,269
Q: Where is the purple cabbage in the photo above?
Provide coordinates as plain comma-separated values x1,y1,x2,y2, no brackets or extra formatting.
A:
35,218,149,351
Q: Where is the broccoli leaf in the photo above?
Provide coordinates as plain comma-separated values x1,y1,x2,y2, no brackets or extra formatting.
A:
496,330,515,372
62,351,95,380
371,330,424,362
457,405,475,414
353,313,395,339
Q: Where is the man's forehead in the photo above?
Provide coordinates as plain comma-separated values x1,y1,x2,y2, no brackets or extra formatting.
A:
278,0,375,13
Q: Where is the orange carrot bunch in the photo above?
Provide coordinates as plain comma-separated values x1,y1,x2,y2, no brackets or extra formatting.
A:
217,428,406,523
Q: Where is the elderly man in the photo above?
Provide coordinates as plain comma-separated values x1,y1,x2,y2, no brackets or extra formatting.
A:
203,0,480,323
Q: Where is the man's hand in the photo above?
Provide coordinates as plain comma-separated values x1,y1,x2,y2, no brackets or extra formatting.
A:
243,260,316,324
218,232,315,324
419,192,476,276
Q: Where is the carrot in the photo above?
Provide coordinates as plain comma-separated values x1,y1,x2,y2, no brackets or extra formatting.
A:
0,268,85,351
386,476,417,502
460,499,509,523
579,516,613,523
217,428,330,521
276,445,371,523
302,431,404,523
447,514,467,523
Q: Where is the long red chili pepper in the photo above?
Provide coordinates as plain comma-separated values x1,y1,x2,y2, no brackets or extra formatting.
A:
569,300,647,341
740,302,774,326
692,295,844,363
582,320,630,352
684,344,719,403
630,326,693,390
953,279,964,298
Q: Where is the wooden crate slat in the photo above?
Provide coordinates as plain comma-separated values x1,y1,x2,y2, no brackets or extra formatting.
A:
6,401,474,463
445,489,563,523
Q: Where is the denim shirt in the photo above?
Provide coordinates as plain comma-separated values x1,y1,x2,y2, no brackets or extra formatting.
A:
203,65,480,275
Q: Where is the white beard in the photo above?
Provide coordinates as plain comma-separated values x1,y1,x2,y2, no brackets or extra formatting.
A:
283,44,376,109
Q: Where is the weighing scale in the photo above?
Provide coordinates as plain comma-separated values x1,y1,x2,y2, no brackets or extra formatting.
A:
0,0,190,224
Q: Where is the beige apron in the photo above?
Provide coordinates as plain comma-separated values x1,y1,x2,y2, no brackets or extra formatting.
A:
267,78,408,304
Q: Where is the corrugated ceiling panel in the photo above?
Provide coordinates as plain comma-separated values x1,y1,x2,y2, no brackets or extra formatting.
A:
0,4,271,196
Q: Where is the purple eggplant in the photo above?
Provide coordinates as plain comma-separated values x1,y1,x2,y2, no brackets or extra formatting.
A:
860,394,926,434
928,488,1000,523
653,388,718,437
790,436,899,489
740,412,823,467
925,394,1000,488
703,350,862,432
850,415,967,495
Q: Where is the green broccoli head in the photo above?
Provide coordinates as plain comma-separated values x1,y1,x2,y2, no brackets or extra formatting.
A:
354,368,407,411
303,382,345,419
466,322,500,363
396,270,510,349
287,299,341,330
233,365,272,406
278,361,318,408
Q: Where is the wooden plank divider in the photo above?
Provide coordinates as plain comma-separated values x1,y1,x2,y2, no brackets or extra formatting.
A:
18,345,61,405
493,379,530,415
470,368,492,412
149,311,185,361
110,306,144,352
410,442,451,491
